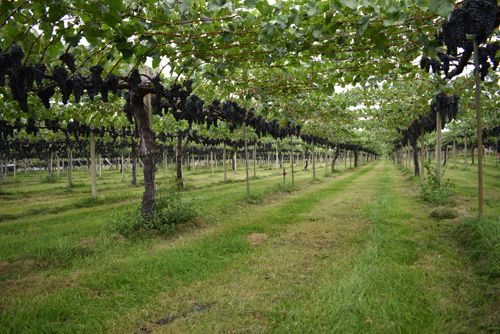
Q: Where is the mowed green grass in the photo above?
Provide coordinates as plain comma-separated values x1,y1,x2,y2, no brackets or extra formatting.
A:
0,158,498,333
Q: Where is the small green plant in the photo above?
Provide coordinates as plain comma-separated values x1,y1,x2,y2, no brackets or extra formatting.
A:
105,207,143,237
40,175,59,184
106,187,197,237
420,162,454,205
150,187,198,232
274,183,295,193
244,192,265,204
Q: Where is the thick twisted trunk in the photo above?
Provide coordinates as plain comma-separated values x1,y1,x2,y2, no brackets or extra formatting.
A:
176,135,183,188
331,146,340,172
131,92,156,216
412,140,419,177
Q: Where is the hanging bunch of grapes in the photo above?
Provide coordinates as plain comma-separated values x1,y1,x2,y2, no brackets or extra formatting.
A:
420,0,499,79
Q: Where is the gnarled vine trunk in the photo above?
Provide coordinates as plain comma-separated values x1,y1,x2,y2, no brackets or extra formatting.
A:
412,140,419,177
354,149,359,168
176,135,183,188
331,146,340,172
131,92,156,216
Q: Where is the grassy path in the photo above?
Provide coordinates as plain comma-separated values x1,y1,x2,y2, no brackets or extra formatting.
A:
113,161,497,333
0,162,371,333
1,160,497,333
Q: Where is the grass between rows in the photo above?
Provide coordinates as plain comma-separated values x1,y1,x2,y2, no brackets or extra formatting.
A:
112,161,497,333
1,159,497,333
0,162,372,333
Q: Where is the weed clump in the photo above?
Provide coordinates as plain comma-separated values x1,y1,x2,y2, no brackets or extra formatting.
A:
420,163,454,205
106,187,197,237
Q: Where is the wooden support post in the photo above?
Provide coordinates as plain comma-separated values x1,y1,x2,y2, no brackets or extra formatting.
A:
98,156,102,178
48,152,53,180
436,111,442,182
453,140,456,168
67,148,73,187
244,124,250,197
324,150,328,176
90,131,97,199
223,143,227,182
121,154,125,182
290,138,294,186
275,143,279,169
464,137,468,170
407,139,411,169
210,149,214,174
253,142,256,177
233,151,237,171
163,151,167,175
312,144,316,180
175,136,183,188
474,39,484,219
420,126,425,179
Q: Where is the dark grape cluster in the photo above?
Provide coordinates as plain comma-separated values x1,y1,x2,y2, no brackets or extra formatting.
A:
0,46,127,111
0,137,105,161
128,69,142,88
88,65,104,101
394,92,459,149
150,75,165,114
440,0,498,54
421,0,499,79
482,125,499,138
0,45,376,157
0,45,31,112
60,53,77,72
73,74,85,103
0,119,16,140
